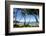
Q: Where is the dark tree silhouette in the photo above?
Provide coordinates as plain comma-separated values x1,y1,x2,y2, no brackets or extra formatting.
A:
13,8,39,27
26,9,39,23
20,9,39,26
21,9,26,25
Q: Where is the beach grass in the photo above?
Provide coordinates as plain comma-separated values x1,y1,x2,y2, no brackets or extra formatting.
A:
14,24,39,28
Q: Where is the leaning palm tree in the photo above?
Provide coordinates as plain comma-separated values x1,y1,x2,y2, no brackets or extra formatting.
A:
13,8,19,27
21,9,26,26
14,8,39,27
21,9,39,26
26,9,39,23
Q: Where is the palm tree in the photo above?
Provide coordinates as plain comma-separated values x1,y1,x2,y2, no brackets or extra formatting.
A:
14,8,39,27
26,9,39,23
21,9,26,26
20,9,39,26
13,8,19,26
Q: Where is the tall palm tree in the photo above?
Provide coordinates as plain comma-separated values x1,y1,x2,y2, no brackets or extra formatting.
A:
26,9,39,23
21,9,26,25
14,8,39,27
21,9,39,26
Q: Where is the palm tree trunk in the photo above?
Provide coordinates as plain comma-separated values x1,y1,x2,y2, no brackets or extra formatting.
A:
24,16,26,26
34,15,38,23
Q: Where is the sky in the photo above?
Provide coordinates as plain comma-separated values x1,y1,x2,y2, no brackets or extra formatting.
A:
13,8,39,23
